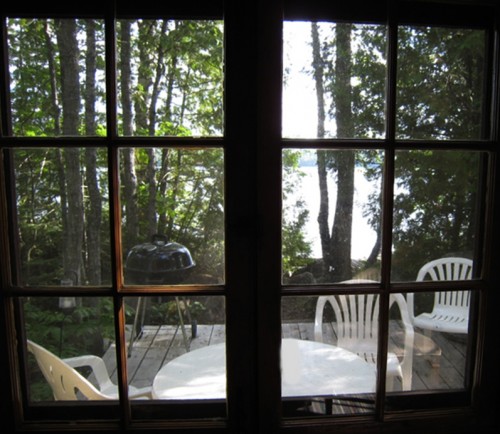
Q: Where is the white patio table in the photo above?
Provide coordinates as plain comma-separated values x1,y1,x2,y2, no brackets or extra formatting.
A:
152,338,376,400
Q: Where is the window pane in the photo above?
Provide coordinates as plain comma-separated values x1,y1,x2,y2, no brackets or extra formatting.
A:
7,19,106,137
391,150,482,281
120,147,225,285
282,296,376,416
397,27,486,140
23,296,117,403
116,20,224,137
125,296,226,416
12,148,110,286
282,149,382,284
283,22,387,139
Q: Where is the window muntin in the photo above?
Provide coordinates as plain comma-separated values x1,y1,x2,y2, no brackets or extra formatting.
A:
116,20,224,137
7,19,107,137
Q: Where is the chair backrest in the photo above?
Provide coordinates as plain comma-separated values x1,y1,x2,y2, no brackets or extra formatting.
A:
27,340,112,400
314,293,411,352
416,257,472,312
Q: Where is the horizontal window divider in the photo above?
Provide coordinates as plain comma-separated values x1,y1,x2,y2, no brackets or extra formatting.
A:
123,419,227,432
4,286,116,296
0,137,109,147
384,390,471,414
281,283,383,295
281,414,377,431
389,280,484,294
280,138,496,151
281,280,485,296
0,137,226,147
281,138,387,149
118,284,225,295
393,141,497,151
109,136,226,147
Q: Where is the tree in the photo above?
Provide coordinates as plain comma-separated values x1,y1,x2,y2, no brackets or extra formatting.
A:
55,19,85,285
311,23,356,281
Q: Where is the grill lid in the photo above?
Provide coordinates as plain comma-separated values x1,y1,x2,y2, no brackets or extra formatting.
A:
125,234,195,282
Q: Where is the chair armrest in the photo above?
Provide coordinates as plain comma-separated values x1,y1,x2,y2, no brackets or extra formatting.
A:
63,354,114,391
129,385,153,399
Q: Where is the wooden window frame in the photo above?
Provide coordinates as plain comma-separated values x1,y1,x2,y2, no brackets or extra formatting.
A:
0,1,499,433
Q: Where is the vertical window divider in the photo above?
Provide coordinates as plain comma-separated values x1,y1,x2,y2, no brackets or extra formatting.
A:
375,3,399,420
105,5,131,426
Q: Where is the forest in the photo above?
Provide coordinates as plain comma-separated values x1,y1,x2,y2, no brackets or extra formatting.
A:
5,18,485,362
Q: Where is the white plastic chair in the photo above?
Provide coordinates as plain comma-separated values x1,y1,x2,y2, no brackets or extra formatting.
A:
314,293,414,391
406,257,472,335
27,340,151,400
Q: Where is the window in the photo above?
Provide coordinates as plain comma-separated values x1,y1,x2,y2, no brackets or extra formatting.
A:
1,1,499,433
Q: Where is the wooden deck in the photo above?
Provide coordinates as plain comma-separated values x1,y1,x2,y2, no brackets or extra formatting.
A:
103,321,467,394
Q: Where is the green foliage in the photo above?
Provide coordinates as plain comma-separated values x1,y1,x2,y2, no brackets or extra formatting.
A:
282,149,314,276
24,297,115,358
391,150,478,280
301,22,484,279
397,27,485,139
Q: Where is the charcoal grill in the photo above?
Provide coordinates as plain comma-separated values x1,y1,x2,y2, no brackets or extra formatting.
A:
124,234,195,285
124,234,197,354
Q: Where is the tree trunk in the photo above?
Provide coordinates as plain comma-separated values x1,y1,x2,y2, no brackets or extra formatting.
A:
148,21,168,136
328,24,354,281
330,152,354,281
145,149,157,238
157,149,170,235
311,23,331,274
85,148,102,285
311,23,355,281
134,21,153,133
83,19,102,285
119,21,139,252
56,19,84,285
44,21,61,135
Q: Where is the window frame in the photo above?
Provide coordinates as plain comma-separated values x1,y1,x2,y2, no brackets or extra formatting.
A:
0,1,499,433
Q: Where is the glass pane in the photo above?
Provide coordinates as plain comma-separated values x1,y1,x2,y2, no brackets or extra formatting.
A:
12,148,111,286
401,290,470,393
397,26,486,140
7,19,106,137
125,296,226,413
23,296,117,402
120,147,224,285
392,150,481,281
282,296,376,416
283,22,387,139
116,20,224,137
282,149,383,284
